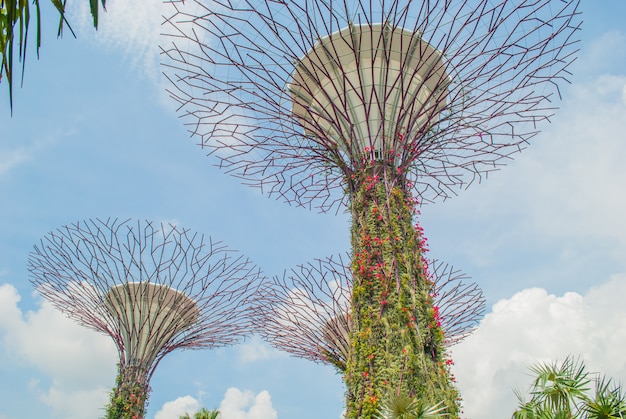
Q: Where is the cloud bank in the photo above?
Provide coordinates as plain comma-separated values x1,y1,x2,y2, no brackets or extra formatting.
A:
154,395,201,419
67,0,168,78
0,284,117,419
451,273,626,418
219,388,277,419
155,388,277,419
0,283,279,419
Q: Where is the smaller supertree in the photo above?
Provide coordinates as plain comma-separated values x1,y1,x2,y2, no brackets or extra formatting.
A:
255,254,485,373
28,219,262,418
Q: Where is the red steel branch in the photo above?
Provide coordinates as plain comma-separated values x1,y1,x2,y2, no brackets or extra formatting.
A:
255,254,485,370
162,0,581,213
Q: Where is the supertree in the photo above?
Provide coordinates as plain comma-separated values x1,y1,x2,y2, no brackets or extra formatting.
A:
255,254,485,372
28,218,262,419
161,1,581,416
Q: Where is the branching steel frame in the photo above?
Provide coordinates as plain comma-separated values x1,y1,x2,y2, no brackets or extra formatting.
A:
255,254,485,371
28,218,261,416
162,0,581,213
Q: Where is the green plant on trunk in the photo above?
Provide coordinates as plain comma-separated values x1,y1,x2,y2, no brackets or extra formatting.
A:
104,366,149,419
344,170,459,419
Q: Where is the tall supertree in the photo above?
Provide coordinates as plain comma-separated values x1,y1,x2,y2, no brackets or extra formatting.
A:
28,219,262,419
162,1,581,416
255,254,485,372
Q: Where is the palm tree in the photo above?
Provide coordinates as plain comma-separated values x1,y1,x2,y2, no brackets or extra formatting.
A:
513,356,626,419
376,394,448,419
179,408,221,419
583,377,626,419
1,0,105,110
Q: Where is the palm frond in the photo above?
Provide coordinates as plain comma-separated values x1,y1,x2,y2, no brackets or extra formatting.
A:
377,394,448,419
528,356,591,414
583,376,626,418
1,0,106,112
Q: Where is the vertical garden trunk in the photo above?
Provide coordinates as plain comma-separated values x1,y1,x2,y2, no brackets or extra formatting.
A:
105,365,149,419
345,171,459,418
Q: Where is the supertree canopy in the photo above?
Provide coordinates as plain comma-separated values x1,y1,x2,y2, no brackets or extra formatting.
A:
162,1,581,417
163,0,581,212
28,218,262,418
255,255,485,372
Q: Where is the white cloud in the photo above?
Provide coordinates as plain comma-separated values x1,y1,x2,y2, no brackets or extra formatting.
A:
219,388,277,419
65,0,224,111
494,73,626,241
237,336,284,364
38,380,112,419
509,74,626,247
0,284,117,383
0,283,117,419
0,126,72,176
67,0,171,79
156,388,277,419
154,395,201,419
0,133,61,175
582,30,626,77
450,273,626,419
0,147,30,174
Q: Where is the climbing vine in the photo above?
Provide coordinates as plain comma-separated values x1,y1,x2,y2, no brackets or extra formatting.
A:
105,366,149,419
344,171,459,418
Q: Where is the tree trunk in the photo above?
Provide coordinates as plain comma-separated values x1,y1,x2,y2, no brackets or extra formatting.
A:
344,172,459,418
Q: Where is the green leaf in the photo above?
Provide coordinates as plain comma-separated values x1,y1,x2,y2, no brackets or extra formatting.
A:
583,377,626,418
377,394,448,419
1,0,106,112
528,356,590,414
512,357,626,419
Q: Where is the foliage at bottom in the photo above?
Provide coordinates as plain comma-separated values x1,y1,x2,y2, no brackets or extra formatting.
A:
513,356,626,419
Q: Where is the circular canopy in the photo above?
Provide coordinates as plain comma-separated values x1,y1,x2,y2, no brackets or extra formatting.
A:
105,282,200,371
290,23,449,163
162,0,582,211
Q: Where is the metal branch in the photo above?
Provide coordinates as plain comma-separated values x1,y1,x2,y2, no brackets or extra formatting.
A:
162,0,581,212
254,253,485,370
429,259,486,346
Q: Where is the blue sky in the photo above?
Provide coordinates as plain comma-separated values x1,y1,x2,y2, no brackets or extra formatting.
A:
1,1,625,418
